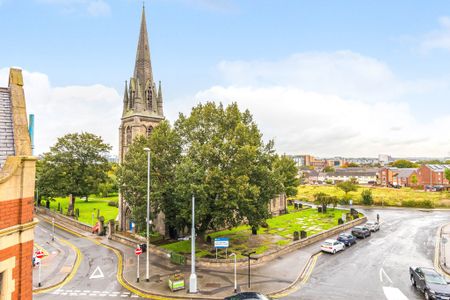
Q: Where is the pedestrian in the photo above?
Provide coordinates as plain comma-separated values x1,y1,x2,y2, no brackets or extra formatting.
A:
377,213,380,223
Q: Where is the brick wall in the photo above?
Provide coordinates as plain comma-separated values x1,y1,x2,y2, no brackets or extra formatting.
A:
0,197,34,229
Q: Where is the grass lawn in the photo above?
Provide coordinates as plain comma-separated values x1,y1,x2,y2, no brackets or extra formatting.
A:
161,207,352,258
295,185,450,208
48,195,119,225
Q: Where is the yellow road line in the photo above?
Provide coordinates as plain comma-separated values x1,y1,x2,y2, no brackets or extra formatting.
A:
270,252,321,298
33,237,83,294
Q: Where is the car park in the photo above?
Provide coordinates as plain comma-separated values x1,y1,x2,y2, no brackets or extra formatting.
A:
410,266,450,300
320,239,345,254
364,221,380,232
224,292,272,300
337,233,357,246
351,226,371,239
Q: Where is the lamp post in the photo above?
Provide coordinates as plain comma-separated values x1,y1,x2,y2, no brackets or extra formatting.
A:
143,147,151,283
52,218,55,241
189,194,197,293
230,253,237,292
243,251,256,288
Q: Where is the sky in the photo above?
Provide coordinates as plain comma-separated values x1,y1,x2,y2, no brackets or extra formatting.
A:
1,0,450,157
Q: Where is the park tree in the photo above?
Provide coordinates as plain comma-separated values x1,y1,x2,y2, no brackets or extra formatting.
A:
118,102,287,238
273,155,300,198
337,180,358,202
323,166,335,173
389,160,418,168
36,132,111,214
411,174,418,186
313,192,337,213
97,162,118,197
361,190,373,205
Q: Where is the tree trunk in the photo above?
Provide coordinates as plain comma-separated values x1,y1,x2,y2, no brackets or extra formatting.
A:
69,194,75,216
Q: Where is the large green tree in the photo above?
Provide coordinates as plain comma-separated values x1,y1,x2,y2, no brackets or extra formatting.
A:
118,102,294,238
36,132,111,213
337,180,358,202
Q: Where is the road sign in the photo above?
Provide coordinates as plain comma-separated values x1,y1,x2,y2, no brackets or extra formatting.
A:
35,250,44,259
214,237,229,249
135,248,143,255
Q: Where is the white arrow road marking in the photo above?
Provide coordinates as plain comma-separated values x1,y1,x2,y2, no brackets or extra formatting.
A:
383,287,409,300
379,268,393,284
89,266,105,279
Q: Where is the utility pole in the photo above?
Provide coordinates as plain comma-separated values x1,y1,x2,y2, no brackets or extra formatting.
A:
144,147,151,282
189,194,197,293
230,253,237,292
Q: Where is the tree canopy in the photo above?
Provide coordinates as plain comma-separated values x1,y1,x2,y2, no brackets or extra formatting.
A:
389,160,418,168
36,132,112,211
118,102,299,237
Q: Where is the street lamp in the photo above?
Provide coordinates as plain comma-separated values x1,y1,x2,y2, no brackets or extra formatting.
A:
230,253,237,292
143,147,151,283
243,251,256,288
189,194,197,293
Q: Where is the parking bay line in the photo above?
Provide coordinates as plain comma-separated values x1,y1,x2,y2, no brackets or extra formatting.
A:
383,287,409,300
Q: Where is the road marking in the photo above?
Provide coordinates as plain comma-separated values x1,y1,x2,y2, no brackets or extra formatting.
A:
379,268,393,284
382,287,408,300
89,266,105,279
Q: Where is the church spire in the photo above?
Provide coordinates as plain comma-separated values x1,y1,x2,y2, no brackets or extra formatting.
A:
134,5,153,88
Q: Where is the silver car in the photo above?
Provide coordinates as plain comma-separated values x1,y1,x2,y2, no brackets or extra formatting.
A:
365,221,380,232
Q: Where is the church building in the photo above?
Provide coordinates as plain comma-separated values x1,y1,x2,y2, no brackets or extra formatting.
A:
118,6,165,233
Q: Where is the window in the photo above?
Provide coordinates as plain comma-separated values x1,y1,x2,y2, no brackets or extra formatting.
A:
126,127,132,145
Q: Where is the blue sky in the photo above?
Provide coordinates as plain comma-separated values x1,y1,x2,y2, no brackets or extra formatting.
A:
1,0,450,157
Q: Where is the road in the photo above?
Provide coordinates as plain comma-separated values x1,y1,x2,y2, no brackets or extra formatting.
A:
33,219,141,299
284,208,449,300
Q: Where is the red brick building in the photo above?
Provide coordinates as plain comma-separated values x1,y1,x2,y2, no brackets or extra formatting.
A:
417,164,450,187
0,69,37,300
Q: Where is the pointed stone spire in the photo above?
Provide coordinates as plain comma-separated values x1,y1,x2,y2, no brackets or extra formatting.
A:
122,80,129,115
157,80,163,116
134,4,153,89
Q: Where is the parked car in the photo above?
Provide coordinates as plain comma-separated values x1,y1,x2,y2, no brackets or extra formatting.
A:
365,221,380,232
351,226,371,239
224,292,272,300
337,233,357,246
410,266,450,300
320,239,345,254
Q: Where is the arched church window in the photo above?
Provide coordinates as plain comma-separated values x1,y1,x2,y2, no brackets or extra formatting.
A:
126,127,132,145
147,126,153,136
147,89,152,110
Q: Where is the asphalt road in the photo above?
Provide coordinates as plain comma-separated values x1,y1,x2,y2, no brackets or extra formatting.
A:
284,208,450,300
33,219,140,299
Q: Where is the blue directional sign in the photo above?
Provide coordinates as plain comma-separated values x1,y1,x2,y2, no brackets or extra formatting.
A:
214,237,229,249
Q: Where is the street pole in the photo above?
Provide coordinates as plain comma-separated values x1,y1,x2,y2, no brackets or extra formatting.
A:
52,218,55,241
38,260,41,287
137,244,140,283
230,253,237,292
189,194,197,293
244,251,256,288
144,147,150,282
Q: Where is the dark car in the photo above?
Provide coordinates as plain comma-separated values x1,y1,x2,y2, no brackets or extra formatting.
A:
410,267,450,300
224,292,272,300
351,226,371,239
337,233,357,246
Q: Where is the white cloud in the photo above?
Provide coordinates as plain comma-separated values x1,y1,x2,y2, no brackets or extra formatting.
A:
420,16,450,52
36,0,111,16
166,51,450,157
0,68,121,155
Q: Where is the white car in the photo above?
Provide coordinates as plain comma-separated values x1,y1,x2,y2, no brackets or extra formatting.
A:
320,239,345,254
365,221,380,232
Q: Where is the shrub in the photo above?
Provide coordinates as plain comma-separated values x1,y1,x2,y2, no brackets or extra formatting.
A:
361,190,374,206
401,200,434,208
108,201,118,207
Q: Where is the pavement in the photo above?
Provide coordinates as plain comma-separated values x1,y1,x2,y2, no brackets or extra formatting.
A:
32,224,77,290
438,222,450,276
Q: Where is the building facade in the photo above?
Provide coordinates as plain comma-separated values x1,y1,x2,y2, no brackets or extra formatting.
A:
118,7,165,233
417,164,450,187
0,69,37,300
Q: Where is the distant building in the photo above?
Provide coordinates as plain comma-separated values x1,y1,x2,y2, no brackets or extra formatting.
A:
378,154,393,166
322,168,377,185
417,164,450,187
379,167,418,187
0,69,37,300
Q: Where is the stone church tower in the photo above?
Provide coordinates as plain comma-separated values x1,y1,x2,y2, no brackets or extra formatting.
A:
118,6,165,232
